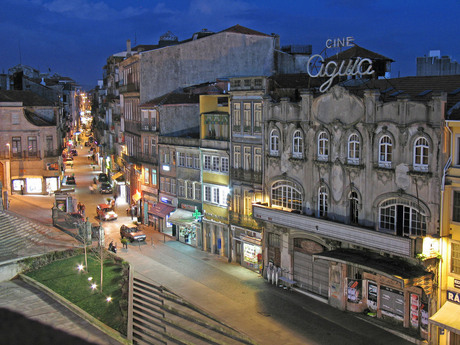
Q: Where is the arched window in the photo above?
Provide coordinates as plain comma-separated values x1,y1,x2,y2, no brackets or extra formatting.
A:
292,130,303,158
349,191,359,224
347,133,360,164
270,129,280,156
318,186,328,217
378,135,392,168
318,131,329,161
271,180,302,211
414,137,429,171
379,198,427,236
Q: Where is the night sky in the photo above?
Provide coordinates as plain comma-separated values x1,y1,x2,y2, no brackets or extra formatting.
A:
1,0,458,90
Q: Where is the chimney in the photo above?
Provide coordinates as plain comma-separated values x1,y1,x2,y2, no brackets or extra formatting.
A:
127,39,132,57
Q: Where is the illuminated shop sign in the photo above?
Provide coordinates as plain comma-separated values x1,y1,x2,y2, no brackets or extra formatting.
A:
307,36,375,93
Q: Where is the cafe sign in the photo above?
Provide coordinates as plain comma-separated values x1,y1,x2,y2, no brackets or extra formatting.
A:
307,36,375,93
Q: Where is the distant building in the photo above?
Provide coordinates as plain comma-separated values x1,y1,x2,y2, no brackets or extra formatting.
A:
417,50,460,76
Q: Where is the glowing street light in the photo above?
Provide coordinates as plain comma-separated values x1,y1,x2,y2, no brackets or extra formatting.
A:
91,283,97,290
106,296,112,303
77,264,84,272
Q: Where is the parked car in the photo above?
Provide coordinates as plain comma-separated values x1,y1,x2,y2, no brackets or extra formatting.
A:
62,175,76,185
99,182,113,194
98,173,109,183
120,225,146,242
96,204,117,221
70,149,78,156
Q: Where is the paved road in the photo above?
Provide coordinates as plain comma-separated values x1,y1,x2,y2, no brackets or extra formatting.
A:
4,145,418,345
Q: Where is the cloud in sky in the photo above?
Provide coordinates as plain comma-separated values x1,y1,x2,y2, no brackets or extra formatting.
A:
1,0,459,89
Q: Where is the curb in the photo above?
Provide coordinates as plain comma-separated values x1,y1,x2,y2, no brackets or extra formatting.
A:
19,273,131,345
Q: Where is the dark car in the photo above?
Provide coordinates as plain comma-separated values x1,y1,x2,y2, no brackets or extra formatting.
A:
70,149,78,156
63,175,76,185
98,173,109,183
99,182,113,194
120,225,146,242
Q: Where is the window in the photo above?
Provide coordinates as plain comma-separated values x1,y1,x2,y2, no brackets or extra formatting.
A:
452,242,460,274
143,138,149,154
292,130,303,158
151,138,156,155
170,179,176,194
234,188,241,213
178,152,185,167
178,180,185,197
11,111,20,125
268,233,280,248
233,103,241,129
347,134,360,164
46,136,53,152
187,181,193,199
349,191,359,224
162,150,170,164
194,183,201,201
453,191,460,222
244,190,252,215
221,157,229,173
152,169,157,185
379,199,426,236
204,186,211,202
193,155,200,169
254,148,262,172
212,156,220,171
204,155,211,170
414,137,429,171
270,130,279,156
271,180,302,211
254,103,262,132
318,186,328,217
244,147,251,170
28,136,37,157
163,178,170,193
243,103,251,131
318,132,329,161
186,154,193,168
144,168,149,184
234,146,241,169
379,135,392,168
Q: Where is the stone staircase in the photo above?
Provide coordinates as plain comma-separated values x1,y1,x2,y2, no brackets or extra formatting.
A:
131,275,256,345
0,211,77,261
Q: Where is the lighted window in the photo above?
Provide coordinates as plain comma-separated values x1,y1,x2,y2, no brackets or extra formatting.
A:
292,130,303,158
379,198,426,236
151,169,157,186
271,180,302,211
414,137,429,171
452,242,460,274
379,135,392,168
144,168,149,184
318,132,328,161
270,129,279,156
347,133,360,164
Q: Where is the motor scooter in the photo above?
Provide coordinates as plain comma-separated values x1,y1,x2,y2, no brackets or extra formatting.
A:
108,241,117,254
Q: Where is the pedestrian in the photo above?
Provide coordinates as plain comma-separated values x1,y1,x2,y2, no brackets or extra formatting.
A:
122,239,128,249
113,192,118,203
81,203,86,217
130,205,135,220
77,202,82,213
93,177,97,184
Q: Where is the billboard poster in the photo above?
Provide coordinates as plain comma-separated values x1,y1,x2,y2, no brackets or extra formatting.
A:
367,282,378,310
380,286,404,317
410,293,420,328
347,279,362,303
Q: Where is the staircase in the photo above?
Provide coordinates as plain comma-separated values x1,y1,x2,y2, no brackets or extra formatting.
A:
131,275,256,345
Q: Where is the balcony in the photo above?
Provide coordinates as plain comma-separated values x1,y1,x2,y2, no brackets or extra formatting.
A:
135,152,158,165
140,124,157,132
253,204,414,257
229,211,261,231
44,149,61,158
230,168,262,184
119,83,139,94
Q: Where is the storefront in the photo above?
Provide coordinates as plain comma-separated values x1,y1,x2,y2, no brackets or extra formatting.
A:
168,208,201,247
313,248,433,341
231,226,262,272
148,202,175,235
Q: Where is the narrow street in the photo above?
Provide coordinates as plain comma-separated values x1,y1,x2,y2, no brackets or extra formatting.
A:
7,145,416,345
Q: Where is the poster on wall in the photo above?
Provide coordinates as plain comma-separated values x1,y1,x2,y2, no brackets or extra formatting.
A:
347,279,362,303
410,293,420,328
367,282,378,310
380,286,404,317
56,199,66,212
243,243,260,264
420,300,428,331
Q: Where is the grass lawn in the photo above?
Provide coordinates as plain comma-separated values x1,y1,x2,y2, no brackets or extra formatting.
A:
25,253,127,333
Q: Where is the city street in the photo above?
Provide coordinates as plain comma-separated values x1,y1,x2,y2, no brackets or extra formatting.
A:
7,145,417,345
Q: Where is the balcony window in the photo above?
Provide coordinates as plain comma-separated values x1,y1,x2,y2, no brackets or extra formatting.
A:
271,180,302,211
318,131,329,161
270,130,280,156
413,137,429,172
378,198,426,236
378,135,392,168
347,133,360,165
292,130,303,159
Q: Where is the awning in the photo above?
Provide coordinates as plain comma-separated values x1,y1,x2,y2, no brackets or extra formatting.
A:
168,209,196,225
149,203,175,218
111,171,124,181
313,248,434,293
429,302,460,334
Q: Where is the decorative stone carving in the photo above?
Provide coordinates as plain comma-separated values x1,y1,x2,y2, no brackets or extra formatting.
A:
331,163,344,202
395,164,410,190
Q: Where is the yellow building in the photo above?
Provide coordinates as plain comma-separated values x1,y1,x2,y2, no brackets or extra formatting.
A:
430,118,460,345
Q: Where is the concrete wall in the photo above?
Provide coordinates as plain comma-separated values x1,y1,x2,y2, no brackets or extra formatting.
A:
140,32,276,103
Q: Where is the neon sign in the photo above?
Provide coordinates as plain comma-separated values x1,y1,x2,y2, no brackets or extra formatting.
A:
307,37,375,93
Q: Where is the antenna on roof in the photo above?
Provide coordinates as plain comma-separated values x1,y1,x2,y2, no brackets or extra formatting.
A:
18,40,22,64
